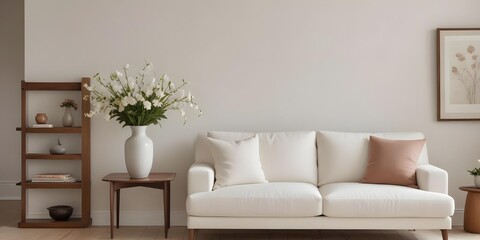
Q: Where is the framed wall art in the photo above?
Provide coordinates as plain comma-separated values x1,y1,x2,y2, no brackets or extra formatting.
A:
438,28,480,120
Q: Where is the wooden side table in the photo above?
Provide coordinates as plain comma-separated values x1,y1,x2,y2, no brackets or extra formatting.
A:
459,186,480,233
102,172,176,239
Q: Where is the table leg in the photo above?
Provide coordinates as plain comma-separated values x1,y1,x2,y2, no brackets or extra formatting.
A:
116,189,120,229
110,182,114,239
163,181,170,238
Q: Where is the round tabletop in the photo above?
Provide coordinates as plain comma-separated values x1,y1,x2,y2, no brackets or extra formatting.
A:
102,172,176,183
459,186,480,193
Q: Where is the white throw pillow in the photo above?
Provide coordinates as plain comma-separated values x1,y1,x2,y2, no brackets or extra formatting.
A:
207,135,268,190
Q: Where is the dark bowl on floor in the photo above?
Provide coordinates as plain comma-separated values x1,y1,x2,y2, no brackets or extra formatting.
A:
47,205,73,221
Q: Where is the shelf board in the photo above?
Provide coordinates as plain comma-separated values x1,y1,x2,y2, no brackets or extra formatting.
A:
16,127,82,133
26,154,82,160
18,218,92,228
23,181,82,189
23,82,82,91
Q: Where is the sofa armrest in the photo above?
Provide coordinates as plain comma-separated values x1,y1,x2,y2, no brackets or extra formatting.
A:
416,164,448,194
188,163,215,195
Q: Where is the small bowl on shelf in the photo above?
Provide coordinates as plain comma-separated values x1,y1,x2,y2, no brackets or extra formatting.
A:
47,205,73,221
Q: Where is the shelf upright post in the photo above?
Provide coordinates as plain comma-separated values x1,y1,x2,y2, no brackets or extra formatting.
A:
81,77,91,225
20,80,26,223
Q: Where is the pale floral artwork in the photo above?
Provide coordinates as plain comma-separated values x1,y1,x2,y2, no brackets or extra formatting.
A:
450,44,480,104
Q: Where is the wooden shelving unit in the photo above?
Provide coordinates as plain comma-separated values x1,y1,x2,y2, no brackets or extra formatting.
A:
18,78,91,228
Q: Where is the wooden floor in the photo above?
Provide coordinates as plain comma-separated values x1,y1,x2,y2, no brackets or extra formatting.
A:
3,226,480,240
1,201,479,239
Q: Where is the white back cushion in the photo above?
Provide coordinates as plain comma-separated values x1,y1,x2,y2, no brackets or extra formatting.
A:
197,131,317,185
317,131,428,186
256,131,317,184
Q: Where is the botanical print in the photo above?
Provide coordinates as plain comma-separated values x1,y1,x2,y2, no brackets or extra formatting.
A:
450,43,480,104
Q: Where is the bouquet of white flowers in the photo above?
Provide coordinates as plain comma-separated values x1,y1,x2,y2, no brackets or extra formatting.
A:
84,62,201,127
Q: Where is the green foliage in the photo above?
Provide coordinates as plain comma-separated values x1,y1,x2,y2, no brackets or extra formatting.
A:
112,101,168,127
60,99,78,110
468,168,480,176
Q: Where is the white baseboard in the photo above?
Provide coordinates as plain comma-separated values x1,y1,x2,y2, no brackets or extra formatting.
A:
0,181,21,200
28,213,82,219
91,210,187,226
452,209,463,227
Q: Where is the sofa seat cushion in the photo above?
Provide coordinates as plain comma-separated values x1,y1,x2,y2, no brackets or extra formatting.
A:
187,182,322,217
320,183,454,218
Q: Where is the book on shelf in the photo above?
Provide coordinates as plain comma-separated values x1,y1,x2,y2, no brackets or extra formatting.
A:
31,176,76,183
33,173,71,179
32,124,53,128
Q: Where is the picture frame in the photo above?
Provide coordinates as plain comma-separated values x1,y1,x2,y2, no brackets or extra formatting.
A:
437,28,480,120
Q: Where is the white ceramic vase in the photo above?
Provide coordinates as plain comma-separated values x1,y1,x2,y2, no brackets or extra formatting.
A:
124,126,153,179
62,107,73,127
475,176,480,188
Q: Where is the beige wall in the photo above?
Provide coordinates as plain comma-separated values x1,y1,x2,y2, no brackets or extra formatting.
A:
0,0,23,200
24,0,480,225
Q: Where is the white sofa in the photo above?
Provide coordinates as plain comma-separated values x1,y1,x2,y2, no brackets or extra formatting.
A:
186,131,454,240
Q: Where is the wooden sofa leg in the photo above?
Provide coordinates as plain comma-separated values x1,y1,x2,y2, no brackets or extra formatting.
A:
441,229,448,240
189,229,196,240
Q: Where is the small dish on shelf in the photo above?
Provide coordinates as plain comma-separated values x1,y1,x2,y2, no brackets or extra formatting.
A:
47,205,73,221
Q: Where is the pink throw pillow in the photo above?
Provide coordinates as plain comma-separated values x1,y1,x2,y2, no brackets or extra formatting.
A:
361,136,426,188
